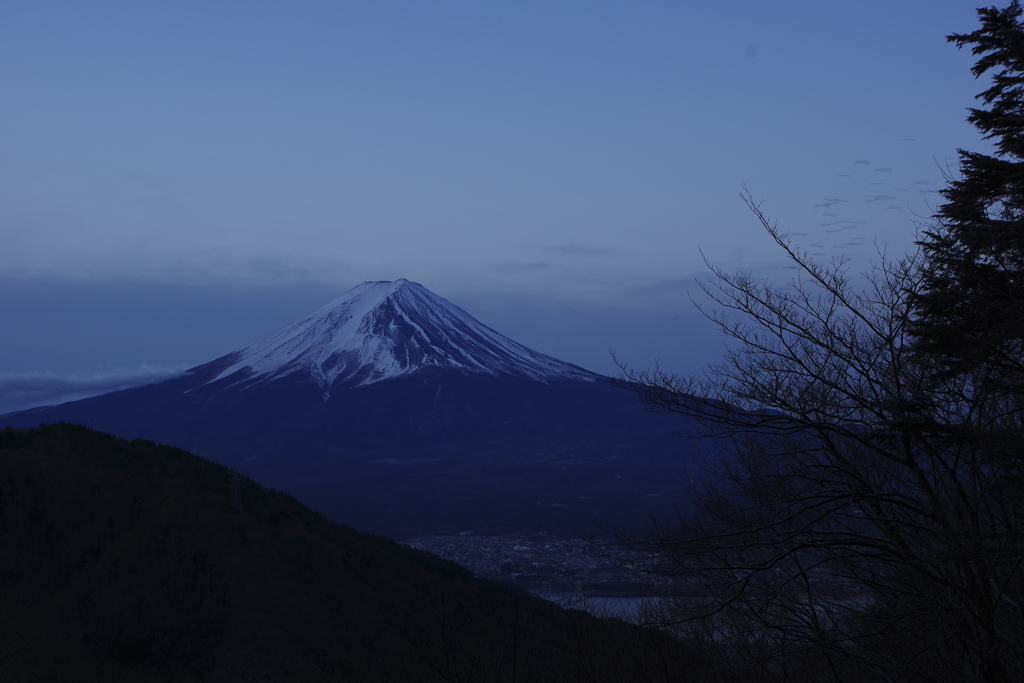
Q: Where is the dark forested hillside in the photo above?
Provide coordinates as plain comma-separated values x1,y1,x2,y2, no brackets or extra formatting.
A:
0,423,694,683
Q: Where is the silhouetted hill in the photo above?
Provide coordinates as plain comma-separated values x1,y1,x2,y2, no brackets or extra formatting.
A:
0,424,695,682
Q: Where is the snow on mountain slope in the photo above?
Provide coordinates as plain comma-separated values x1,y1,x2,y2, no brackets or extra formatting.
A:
207,279,598,393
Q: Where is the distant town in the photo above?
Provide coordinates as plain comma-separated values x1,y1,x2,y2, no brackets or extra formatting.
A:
404,531,671,596
405,531,857,603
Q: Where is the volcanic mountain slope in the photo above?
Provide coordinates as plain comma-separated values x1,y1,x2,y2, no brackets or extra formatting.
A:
204,278,597,392
0,423,695,682
2,280,706,538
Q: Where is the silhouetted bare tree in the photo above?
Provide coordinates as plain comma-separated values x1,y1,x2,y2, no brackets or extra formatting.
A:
618,193,1024,683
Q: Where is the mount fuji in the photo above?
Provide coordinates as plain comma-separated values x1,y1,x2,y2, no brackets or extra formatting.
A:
2,280,704,538
198,278,597,393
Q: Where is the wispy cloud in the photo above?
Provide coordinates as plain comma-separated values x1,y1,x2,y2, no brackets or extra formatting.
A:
494,262,550,274
0,364,186,416
547,244,615,258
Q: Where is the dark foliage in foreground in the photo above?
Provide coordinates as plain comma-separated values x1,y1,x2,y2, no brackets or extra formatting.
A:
620,206,1024,683
0,423,695,683
614,5,1024,681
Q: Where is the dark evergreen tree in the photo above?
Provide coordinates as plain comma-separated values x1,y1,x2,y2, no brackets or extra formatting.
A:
913,1,1024,380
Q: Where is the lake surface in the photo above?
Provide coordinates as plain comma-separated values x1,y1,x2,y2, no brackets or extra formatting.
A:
532,591,660,623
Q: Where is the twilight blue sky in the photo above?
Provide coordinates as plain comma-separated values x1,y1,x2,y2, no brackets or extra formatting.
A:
0,1,992,412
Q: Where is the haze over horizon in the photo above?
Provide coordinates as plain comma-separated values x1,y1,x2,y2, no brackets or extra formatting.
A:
1,1,986,413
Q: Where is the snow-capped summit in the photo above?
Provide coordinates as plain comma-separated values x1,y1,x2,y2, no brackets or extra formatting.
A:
206,279,598,392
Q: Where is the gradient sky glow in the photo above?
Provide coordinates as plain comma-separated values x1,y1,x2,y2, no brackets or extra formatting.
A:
0,1,993,412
